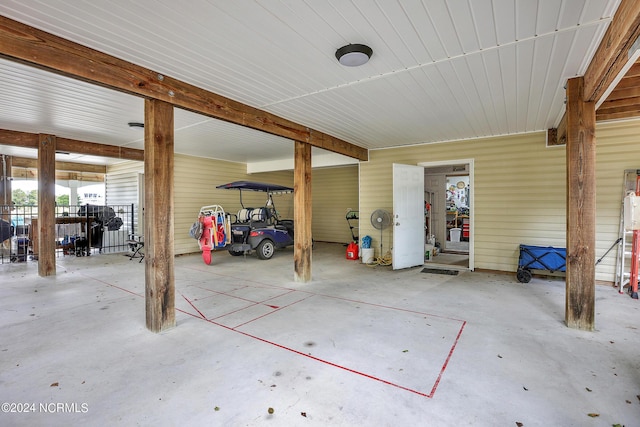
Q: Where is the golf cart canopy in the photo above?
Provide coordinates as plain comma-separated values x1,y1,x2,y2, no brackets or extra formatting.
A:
216,181,293,194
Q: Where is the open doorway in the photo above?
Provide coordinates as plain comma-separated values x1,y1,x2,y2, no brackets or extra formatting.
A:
420,160,473,270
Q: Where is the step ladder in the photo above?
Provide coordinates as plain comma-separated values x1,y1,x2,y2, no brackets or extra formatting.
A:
615,169,640,299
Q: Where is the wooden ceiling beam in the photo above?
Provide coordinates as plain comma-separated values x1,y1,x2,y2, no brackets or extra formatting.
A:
0,15,368,161
0,129,38,148
597,104,640,121
11,156,106,174
604,85,640,101
56,137,144,161
598,95,640,110
11,168,104,182
583,0,640,103
624,62,640,78
608,74,640,90
0,128,143,161
548,112,567,146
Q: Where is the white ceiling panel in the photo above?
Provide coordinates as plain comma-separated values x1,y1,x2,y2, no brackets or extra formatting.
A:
0,0,624,168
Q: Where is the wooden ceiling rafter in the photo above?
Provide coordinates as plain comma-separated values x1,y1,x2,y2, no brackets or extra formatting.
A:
0,128,144,162
11,156,106,174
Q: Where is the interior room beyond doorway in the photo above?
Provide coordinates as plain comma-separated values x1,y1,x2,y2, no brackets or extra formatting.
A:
423,162,471,270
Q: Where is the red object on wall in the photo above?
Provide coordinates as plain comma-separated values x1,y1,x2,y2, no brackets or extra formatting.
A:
346,242,359,260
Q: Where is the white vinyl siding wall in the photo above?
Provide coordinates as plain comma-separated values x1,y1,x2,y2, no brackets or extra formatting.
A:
105,160,144,238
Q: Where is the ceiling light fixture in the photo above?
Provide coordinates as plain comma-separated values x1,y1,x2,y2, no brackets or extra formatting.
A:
335,43,372,67
128,122,144,128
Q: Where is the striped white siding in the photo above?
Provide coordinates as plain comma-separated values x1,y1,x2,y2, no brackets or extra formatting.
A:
105,161,144,236
312,166,359,243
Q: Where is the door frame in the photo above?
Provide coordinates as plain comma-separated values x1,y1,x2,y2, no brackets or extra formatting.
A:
418,158,474,271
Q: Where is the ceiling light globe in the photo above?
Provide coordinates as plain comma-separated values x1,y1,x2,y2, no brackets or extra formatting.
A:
335,44,372,67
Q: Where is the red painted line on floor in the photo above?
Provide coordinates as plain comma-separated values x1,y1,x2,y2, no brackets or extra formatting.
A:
76,272,144,298
180,293,207,319
192,285,296,320
181,265,287,290
303,292,466,324
204,315,430,398
192,284,294,307
181,292,463,398
190,284,251,301
230,294,316,329
83,267,465,399
429,320,466,398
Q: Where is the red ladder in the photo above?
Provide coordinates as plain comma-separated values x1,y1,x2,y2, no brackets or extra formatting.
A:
629,175,640,299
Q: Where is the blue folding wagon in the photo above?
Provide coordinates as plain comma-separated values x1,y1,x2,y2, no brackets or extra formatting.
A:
516,244,566,283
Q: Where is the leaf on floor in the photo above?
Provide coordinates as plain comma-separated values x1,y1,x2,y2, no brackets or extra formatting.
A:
587,413,599,418
214,406,220,411
523,386,528,391
498,354,503,358
402,349,409,353
301,412,307,417
515,422,523,427
585,387,592,392
50,382,59,387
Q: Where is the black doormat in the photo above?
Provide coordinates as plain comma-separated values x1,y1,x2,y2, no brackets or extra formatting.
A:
421,268,459,275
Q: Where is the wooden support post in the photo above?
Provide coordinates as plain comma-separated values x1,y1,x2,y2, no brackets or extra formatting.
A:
37,134,56,277
565,77,596,331
144,99,176,332
294,141,312,282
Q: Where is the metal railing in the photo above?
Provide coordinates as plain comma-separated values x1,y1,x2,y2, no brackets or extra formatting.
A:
0,204,137,264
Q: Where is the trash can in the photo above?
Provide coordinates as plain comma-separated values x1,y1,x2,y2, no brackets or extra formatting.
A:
450,228,461,242
12,236,30,262
361,248,375,264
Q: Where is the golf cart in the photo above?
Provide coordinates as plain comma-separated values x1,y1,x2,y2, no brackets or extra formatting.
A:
191,181,295,264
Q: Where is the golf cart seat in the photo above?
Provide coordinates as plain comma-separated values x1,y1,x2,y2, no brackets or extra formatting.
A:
237,207,272,224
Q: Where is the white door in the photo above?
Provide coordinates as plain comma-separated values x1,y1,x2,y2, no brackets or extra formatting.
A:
393,163,425,270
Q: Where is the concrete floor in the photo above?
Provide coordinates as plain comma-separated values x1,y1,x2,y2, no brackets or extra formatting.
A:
1,242,639,426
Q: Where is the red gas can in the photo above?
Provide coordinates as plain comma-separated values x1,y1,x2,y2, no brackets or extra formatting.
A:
346,242,359,260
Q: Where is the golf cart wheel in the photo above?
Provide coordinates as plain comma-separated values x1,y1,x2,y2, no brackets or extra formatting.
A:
256,239,275,260
228,249,244,257
516,268,532,283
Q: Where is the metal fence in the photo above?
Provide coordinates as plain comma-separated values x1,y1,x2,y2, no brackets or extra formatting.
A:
0,204,137,264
